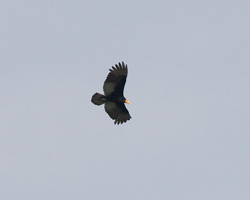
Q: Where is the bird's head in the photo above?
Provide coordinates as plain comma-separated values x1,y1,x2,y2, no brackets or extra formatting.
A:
118,97,130,104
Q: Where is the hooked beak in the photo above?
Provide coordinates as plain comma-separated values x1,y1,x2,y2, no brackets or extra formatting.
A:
125,99,130,104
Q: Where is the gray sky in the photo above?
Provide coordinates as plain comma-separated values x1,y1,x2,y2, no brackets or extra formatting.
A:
1,0,250,199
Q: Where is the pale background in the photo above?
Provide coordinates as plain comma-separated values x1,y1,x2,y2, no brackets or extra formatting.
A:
1,0,250,199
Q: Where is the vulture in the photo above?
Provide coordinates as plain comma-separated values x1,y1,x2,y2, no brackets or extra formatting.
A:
91,62,131,124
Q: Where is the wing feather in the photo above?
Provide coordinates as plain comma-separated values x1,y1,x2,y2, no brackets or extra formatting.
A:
104,101,131,124
103,62,128,96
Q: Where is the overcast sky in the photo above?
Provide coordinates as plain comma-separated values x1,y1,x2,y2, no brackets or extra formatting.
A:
1,0,250,199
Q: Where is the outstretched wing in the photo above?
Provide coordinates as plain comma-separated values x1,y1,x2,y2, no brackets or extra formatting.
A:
103,62,128,96
104,101,131,124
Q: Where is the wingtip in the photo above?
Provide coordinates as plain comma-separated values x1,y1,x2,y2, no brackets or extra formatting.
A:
109,61,128,76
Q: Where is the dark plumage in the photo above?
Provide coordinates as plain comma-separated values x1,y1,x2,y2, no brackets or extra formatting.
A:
91,62,131,124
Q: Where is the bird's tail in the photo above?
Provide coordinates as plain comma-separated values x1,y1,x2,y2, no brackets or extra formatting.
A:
91,93,106,105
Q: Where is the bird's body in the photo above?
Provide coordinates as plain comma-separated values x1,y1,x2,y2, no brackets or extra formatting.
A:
91,62,131,124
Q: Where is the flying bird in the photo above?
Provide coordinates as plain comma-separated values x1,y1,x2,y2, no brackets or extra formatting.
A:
91,62,131,124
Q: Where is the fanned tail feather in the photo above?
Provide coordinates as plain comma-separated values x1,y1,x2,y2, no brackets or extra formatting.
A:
91,93,106,105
